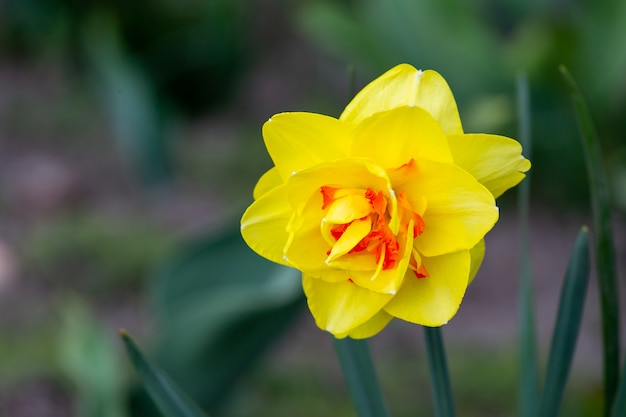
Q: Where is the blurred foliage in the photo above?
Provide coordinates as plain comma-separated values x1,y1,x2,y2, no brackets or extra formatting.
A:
0,0,254,186
0,295,126,416
148,228,306,414
58,296,127,417
0,0,252,116
22,214,173,293
297,0,626,207
0,316,60,385
82,13,176,186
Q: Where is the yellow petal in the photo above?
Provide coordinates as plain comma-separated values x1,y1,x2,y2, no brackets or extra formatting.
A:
334,310,393,339
263,112,350,180
253,167,283,199
404,159,498,256
303,274,393,335
384,250,470,326
350,106,453,168
325,194,372,224
447,134,531,198
241,185,292,266
312,268,354,283
340,64,463,135
468,238,485,284
325,252,378,272
286,222,335,274
283,191,332,273
326,218,372,262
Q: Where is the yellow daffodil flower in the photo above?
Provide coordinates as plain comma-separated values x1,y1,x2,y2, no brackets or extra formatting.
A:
241,64,530,338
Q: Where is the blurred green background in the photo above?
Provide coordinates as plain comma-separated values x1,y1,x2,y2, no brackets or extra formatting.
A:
0,0,624,416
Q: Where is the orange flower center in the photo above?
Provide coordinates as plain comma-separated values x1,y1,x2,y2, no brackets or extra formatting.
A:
320,180,428,278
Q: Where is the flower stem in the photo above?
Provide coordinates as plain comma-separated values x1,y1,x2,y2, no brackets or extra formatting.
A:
333,337,391,417
516,72,539,417
424,326,456,417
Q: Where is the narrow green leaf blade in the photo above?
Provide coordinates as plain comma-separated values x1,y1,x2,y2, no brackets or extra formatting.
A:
560,65,620,415
516,72,538,417
120,330,210,417
611,361,626,417
538,228,590,417
424,326,456,417
333,337,390,417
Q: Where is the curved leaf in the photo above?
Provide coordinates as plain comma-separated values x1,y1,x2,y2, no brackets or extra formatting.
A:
150,227,305,412
538,228,590,417
560,66,620,415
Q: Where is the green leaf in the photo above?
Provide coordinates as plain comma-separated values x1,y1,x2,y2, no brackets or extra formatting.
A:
611,361,626,417
120,330,210,417
424,326,456,417
149,227,305,412
58,296,126,417
538,228,590,417
82,13,174,187
333,337,390,417
560,66,620,415
516,72,538,417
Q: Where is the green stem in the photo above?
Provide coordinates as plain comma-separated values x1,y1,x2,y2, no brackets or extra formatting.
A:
424,326,455,417
333,337,391,417
516,72,538,417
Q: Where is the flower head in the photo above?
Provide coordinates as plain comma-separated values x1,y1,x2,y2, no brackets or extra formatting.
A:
241,64,530,338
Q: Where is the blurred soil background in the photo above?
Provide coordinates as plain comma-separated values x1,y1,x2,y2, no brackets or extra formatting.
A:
0,0,625,416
